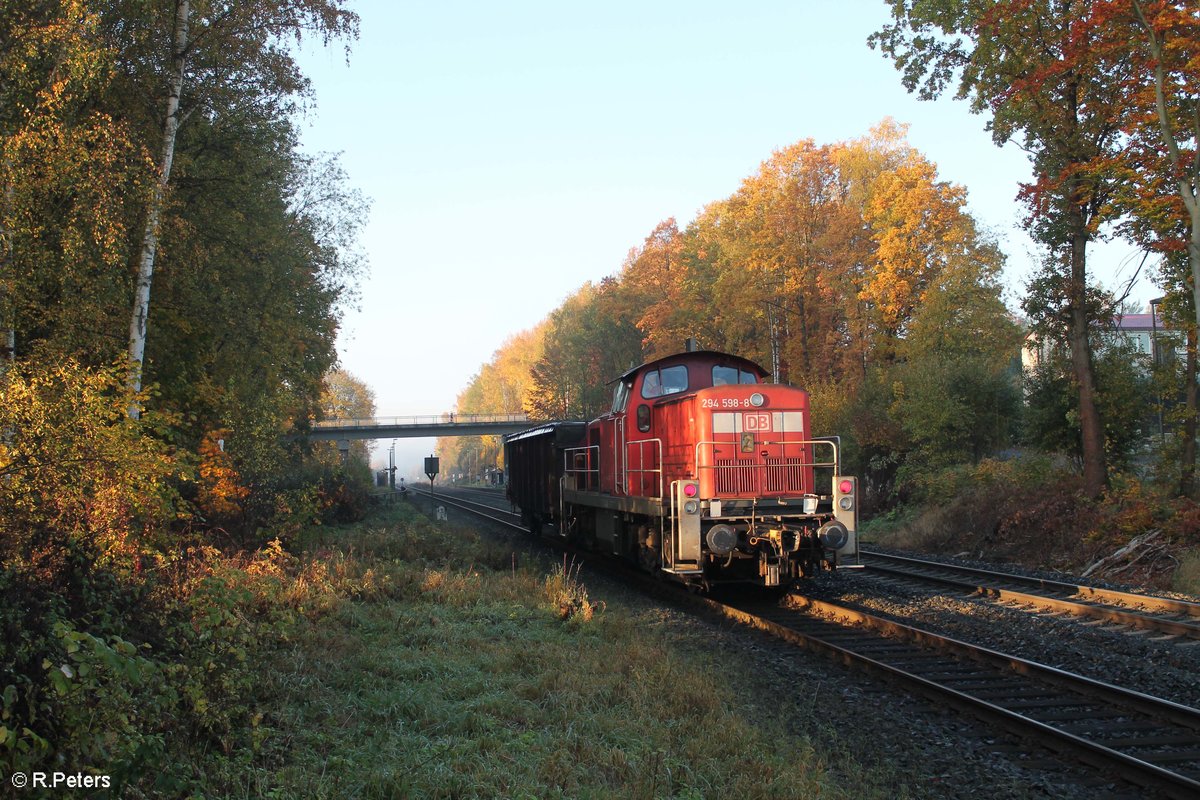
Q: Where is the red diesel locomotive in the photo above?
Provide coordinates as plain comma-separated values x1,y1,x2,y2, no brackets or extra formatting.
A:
505,346,860,589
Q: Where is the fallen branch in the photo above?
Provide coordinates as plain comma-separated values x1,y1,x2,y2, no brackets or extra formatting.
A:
1081,530,1165,579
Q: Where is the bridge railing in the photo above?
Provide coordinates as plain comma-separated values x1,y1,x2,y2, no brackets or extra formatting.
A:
312,413,530,429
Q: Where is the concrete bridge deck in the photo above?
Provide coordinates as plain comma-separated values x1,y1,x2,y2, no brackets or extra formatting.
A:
308,413,534,441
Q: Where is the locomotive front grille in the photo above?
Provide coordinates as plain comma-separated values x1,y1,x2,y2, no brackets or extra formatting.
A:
714,458,757,495
765,457,806,494
713,457,807,496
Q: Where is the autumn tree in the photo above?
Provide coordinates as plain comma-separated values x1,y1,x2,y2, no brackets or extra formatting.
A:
1119,1,1200,315
0,2,366,451
871,0,1133,498
861,156,987,341
319,368,376,465
685,139,865,385
442,326,544,475
0,1,149,366
131,104,366,493
678,121,999,389
1061,1,1200,493
620,218,702,357
111,0,360,412
1128,0,1200,495
526,280,643,421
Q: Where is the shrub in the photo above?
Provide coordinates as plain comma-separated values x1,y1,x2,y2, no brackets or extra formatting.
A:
0,358,184,559
1173,549,1200,594
543,556,602,623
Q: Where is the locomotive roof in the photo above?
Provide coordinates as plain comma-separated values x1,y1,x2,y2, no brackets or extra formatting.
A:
617,349,766,382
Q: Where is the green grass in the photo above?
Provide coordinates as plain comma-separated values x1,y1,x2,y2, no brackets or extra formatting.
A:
203,504,898,799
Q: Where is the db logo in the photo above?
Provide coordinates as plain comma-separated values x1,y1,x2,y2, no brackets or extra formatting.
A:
743,412,772,432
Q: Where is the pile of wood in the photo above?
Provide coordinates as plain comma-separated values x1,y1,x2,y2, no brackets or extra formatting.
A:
1081,530,1176,582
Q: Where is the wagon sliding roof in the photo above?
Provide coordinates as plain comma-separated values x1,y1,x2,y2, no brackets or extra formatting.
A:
503,421,587,444
616,349,766,383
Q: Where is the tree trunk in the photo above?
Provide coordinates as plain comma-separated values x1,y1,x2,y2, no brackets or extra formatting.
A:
2,154,13,371
1067,202,1106,498
1181,326,1197,498
1135,0,1200,487
127,0,190,416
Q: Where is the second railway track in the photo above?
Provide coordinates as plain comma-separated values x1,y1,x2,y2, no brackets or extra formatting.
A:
860,548,1200,642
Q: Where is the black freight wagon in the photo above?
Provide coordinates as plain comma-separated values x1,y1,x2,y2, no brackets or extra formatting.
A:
504,422,586,534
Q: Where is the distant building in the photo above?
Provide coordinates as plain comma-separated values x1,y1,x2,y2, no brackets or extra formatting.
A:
1021,304,1181,372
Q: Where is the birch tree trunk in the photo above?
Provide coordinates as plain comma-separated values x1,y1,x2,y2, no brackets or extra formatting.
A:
1133,0,1200,491
1181,328,1197,497
2,156,13,372
128,0,190,416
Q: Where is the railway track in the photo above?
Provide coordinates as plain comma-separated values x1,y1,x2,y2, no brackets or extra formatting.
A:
718,595,1200,799
413,485,1200,797
860,548,1200,642
412,485,524,529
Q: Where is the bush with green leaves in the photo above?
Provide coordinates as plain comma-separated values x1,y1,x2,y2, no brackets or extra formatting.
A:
1023,337,1153,473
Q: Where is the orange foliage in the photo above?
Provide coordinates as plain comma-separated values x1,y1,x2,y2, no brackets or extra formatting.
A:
197,429,248,519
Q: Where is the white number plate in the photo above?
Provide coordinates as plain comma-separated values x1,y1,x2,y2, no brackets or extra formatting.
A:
701,397,754,409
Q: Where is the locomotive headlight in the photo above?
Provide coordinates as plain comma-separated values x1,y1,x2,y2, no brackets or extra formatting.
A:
749,392,765,407
684,500,699,515
838,497,854,511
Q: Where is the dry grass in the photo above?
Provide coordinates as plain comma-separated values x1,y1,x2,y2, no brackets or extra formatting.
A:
1172,549,1200,595
214,504,902,799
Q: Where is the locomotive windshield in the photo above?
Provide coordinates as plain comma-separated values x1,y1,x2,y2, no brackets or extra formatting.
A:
641,365,689,398
712,366,758,385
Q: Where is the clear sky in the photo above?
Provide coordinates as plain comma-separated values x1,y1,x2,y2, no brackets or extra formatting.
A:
294,1,1152,474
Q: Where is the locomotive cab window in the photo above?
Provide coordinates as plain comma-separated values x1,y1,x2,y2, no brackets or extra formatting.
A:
641,371,661,398
641,365,689,399
612,379,631,413
712,366,759,386
661,365,688,394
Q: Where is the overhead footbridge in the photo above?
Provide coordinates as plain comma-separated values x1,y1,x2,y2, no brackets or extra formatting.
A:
307,413,534,441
